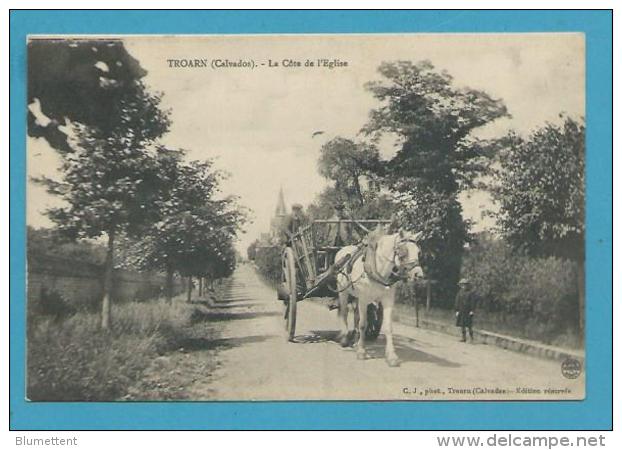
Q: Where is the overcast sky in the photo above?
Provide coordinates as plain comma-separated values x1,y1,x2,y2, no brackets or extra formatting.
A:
27,33,584,252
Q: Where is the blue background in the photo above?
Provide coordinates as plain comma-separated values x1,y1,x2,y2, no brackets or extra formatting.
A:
9,10,612,430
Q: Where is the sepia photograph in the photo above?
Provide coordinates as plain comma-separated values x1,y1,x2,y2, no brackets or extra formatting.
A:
25,33,586,402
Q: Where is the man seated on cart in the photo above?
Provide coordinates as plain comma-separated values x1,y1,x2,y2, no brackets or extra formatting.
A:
283,203,306,247
281,203,310,300
326,203,360,248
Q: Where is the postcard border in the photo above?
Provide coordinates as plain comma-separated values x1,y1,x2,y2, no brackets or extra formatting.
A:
9,9,613,430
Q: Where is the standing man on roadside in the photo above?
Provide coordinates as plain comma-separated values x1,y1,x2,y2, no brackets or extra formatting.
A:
455,278,477,343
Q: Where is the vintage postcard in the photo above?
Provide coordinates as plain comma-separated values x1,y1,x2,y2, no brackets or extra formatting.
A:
25,33,586,402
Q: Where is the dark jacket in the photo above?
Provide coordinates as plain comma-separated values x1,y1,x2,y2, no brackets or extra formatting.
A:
326,214,359,246
454,287,476,327
283,214,305,245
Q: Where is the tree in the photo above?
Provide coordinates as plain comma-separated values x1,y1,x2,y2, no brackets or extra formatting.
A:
174,222,240,303
395,188,470,304
28,39,146,153
492,117,585,329
363,60,508,302
34,81,171,329
246,240,259,261
127,157,247,303
309,137,394,226
317,137,382,207
210,240,237,281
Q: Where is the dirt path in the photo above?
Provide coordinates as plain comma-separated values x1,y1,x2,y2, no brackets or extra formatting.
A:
129,264,584,401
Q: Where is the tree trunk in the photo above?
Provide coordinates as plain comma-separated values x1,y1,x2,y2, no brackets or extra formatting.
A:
199,277,203,298
186,276,192,303
101,230,115,330
165,263,174,304
353,176,364,206
415,284,420,328
426,280,432,312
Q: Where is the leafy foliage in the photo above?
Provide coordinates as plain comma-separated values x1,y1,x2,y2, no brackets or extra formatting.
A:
363,60,508,300
32,80,172,328
363,61,508,150
492,117,585,261
119,155,247,298
317,137,382,206
33,81,172,241
28,40,147,152
246,240,259,261
461,233,580,343
394,189,470,305
395,232,581,346
254,245,282,285
309,137,394,225
306,185,395,222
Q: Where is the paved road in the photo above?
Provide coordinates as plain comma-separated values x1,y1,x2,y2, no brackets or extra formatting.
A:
132,264,584,401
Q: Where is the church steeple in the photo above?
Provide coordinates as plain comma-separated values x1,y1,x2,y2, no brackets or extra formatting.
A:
275,186,287,217
268,187,288,244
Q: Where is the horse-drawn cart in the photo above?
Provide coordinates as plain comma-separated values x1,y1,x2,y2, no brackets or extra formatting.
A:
277,219,391,341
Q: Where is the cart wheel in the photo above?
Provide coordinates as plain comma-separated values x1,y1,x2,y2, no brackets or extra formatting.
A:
365,303,383,341
283,247,297,342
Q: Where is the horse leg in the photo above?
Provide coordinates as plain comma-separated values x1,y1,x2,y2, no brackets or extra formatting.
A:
352,299,360,345
356,299,368,360
383,300,400,367
337,289,350,347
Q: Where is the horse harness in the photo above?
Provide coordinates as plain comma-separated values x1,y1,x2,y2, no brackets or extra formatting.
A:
336,233,420,291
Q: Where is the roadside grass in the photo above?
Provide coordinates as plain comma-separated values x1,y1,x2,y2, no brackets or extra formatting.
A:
27,296,208,401
396,303,583,350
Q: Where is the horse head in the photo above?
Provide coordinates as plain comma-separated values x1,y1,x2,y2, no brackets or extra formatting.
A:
365,228,423,285
393,229,423,280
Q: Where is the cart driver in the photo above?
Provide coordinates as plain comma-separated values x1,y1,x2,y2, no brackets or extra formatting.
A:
326,203,359,247
283,203,305,247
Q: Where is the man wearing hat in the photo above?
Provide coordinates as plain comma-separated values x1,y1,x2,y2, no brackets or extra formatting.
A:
326,203,359,247
283,203,306,247
455,278,477,343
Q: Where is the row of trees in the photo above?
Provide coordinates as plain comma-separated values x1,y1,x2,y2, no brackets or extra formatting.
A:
305,60,584,324
29,40,247,329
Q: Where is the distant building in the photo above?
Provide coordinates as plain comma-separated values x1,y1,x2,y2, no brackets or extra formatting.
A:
264,187,288,245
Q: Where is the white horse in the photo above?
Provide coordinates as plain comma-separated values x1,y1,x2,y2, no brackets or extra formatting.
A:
335,228,423,367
